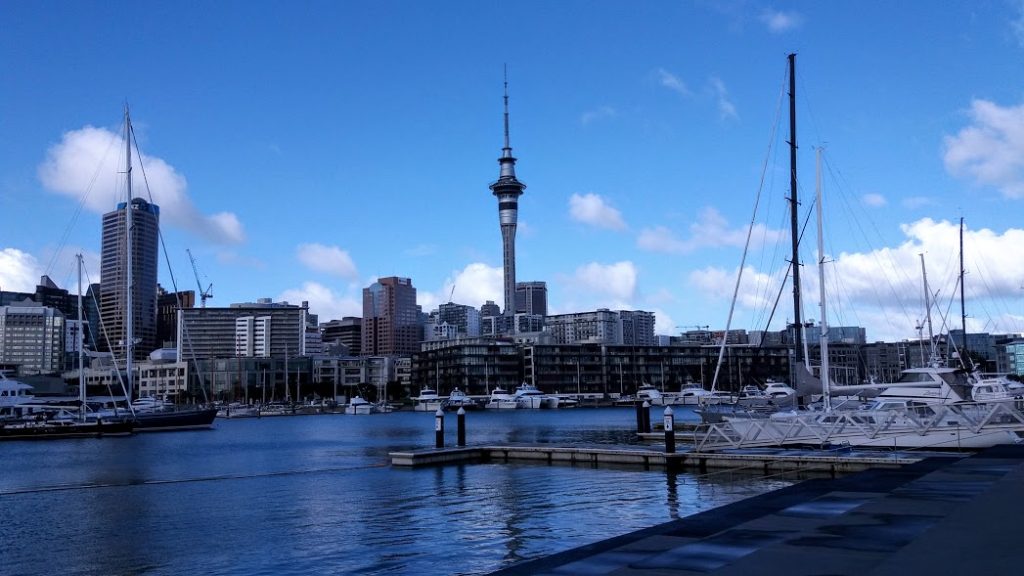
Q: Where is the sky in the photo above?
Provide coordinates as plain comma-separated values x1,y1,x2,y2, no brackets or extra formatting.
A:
3,1,1024,343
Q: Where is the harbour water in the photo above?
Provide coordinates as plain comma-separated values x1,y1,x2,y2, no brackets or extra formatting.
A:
1,408,796,575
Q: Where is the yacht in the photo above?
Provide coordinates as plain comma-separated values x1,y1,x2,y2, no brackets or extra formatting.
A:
484,387,518,410
676,383,717,405
0,376,37,418
412,387,444,412
344,396,377,415
442,388,480,411
635,383,667,406
513,383,559,409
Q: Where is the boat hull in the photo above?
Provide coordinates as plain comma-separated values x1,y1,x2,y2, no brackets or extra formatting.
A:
133,408,218,432
0,418,134,440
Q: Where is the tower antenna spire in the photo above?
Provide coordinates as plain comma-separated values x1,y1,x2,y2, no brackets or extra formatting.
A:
503,64,511,154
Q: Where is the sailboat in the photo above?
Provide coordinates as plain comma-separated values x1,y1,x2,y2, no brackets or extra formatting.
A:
97,106,217,432
696,58,1024,449
0,255,135,440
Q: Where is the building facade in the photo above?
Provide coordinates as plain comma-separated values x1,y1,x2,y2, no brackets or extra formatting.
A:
515,281,548,316
321,317,362,356
177,299,307,361
99,197,160,360
362,277,420,356
0,300,65,375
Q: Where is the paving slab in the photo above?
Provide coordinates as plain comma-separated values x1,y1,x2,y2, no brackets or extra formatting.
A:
490,446,1023,576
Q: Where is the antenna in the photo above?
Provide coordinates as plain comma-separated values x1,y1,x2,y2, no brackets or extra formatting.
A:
186,248,213,308
448,284,455,304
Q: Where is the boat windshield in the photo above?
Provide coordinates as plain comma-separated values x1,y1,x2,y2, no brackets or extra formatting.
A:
897,371,939,384
939,371,974,399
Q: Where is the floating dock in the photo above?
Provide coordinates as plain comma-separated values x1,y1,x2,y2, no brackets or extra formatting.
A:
390,444,940,474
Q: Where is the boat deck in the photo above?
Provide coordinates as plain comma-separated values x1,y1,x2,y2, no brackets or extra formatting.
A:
487,444,1024,575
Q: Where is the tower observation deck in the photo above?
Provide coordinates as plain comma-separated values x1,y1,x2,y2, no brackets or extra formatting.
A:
489,76,526,319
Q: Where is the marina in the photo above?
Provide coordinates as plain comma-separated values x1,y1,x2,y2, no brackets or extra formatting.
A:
2,408,806,576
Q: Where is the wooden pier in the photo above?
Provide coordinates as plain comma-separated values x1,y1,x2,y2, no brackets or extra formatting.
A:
390,444,933,474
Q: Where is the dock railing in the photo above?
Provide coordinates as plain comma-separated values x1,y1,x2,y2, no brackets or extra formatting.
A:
692,400,1024,452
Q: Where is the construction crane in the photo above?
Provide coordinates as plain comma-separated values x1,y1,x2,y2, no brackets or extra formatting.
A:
186,248,213,308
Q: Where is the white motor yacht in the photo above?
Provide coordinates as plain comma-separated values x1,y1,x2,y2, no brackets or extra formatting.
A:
412,387,444,412
484,387,518,410
513,383,559,409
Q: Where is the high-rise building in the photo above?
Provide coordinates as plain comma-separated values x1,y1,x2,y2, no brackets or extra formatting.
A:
480,300,501,318
619,310,656,345
321,317,362,355
99,197,160,361
0,300,65,375
515,281,548,316
437,302,481,338
489,78,526,321
362,277,420,356
157,287,195,348
177,299,306,361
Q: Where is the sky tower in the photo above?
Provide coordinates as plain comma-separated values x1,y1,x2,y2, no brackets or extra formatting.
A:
489,74,526,318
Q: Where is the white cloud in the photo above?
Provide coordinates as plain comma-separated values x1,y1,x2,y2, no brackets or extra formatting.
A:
657,68,691,97
944,99,1024,198
687,218,1024,341
38,125,246,244
709,77,738,121
569,193,627,230
902,196,934,209
862,193,887,207
296,243,358,278
689,265,783,311
569,261,638,302
581,105,616,126
760,9,803,33
637,207,785,254
422,263,503,312
278,282,361,321
0,248,41,292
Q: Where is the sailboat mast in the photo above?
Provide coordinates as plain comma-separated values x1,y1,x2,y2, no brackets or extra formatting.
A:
787,53,803,366
124,105,134,400
78,253,86,421
959,217,970,369
815,148,830,411
920,253,936,363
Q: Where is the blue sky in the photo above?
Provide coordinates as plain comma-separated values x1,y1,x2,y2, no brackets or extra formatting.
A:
3,1,1024,342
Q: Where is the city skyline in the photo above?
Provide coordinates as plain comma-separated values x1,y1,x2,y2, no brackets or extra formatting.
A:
3,3,1024,343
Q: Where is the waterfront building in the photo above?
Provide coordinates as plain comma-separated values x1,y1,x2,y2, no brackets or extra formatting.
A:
0,300,65,375
412,337,521,396
489,78,526,322
859,341,909,383
177,298,307,361
313,355,395,402
99,197,160,361
136,348,189,399
362,277,419,356
523,343,792,398
515,281,548,316
320,317,362,356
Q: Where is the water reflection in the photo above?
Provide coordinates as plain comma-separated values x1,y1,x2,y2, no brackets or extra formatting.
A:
1,409,794,576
